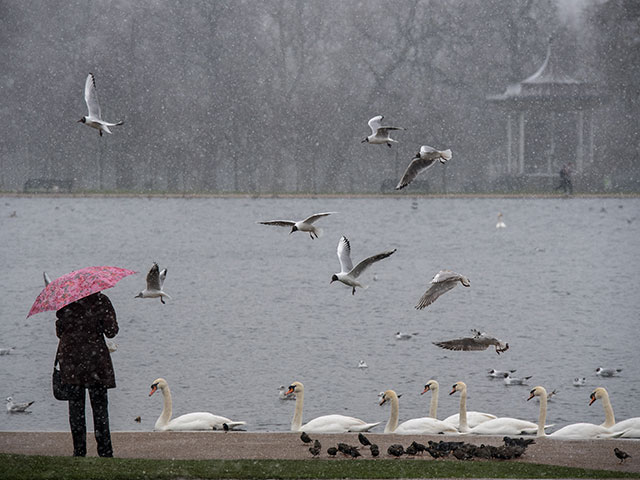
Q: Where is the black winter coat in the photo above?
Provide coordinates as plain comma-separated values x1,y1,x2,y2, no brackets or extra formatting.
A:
55,292,118,388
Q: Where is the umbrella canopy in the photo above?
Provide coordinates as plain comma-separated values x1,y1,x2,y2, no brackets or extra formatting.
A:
27,266,136,317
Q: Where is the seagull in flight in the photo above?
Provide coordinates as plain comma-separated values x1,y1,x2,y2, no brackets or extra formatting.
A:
433,329,509,355
135,263,170,304
331,236,396,295
258,212,335,239
78,73,124,136
395,145,452,190
415,270,470,309
361,115,405,147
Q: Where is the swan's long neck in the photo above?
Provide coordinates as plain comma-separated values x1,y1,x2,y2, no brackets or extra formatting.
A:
600,391,616,428
429,388,438,419
385,393,399,433
458,387,469,432
291,389,304,431
537,392,548,437
157,385,173,429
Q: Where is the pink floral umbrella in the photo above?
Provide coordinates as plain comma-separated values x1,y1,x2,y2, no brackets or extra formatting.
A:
27,266,136,317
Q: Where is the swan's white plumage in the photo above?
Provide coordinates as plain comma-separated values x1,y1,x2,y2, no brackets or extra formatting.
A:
380,389,457,434
149,378,245,431
447,381,497,432
286,381,380,433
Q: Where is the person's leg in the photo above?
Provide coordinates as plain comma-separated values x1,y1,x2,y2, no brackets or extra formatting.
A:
68,388,87,456
88,386,113,457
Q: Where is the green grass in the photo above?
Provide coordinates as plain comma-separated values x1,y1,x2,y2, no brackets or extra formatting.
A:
1,455,638,480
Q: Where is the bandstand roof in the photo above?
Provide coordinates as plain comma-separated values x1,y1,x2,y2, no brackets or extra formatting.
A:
487,39,601,110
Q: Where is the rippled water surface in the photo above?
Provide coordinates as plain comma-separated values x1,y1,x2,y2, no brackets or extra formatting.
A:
1,196,639,433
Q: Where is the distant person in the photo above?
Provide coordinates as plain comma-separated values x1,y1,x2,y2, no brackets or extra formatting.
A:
556,163,573,195
55,292,118,457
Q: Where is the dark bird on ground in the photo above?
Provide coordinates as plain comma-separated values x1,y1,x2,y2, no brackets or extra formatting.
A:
615,447,631,464
134,416,141,423
404,443,418,455
409,441,426,455
452,446,474,460
309,440,321,457
222,423,229,432
300,431,312,444
348,447,362,458
327,446,337,457
387,444,405,457
415,270,470,309
503,436,535,448
370,444,379,457
358,432,371,447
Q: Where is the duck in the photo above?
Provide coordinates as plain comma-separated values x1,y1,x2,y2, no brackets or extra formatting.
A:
379,389,458,434
149,378,245,431
527,385,621,438
286,381,380,433
445,382,497,431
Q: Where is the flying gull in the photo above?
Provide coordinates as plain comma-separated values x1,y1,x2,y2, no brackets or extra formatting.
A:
78,73,124,136
258,212,335,239
433,329,509,355
395,145,452,190
330,236,396,295
135,263,170,304
361,115,405,147
415,270,470,309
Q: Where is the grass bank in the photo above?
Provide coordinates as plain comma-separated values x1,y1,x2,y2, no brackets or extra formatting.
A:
1,454,638,480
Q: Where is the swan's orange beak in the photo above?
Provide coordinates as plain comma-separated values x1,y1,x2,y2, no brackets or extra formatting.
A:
379,396,388,406
421,385,430,395
589,393,597,406
527,391,535,401
449,386,457,395
286,386,295,396
149,385,158,397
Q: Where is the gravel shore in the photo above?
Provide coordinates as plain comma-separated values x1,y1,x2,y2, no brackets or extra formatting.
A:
1,431,638,474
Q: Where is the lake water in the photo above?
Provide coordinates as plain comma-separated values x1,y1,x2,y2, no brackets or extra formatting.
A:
1,195,639,434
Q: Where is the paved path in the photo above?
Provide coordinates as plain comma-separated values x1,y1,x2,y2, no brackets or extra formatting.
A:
1,431,638,474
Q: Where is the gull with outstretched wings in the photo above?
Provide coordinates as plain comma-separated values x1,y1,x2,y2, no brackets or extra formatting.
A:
433,329,509,355
361,115,405,147
330,236,396,295
395,145,452,190
258,212,335,239
135,263,170,304
78,73,124,136
415,270,470,309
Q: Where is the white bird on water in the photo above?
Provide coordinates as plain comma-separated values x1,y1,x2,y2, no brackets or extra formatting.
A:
135,263,171,304
503,373,532,385
330,236,396,295
496,212,506,228
488,369,516,378
573,377,586,386
357,360,368,369
395,332,418,340
77,73,124,136
6,396,34,413
415,270,470,309
0,347,16,356
258,212,336,239
395,145,452,190
361,115,405,147
596,367,622,377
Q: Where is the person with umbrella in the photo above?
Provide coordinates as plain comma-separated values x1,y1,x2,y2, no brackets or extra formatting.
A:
29,266,134,457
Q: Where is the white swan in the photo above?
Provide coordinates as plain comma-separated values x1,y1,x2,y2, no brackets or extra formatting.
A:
589,387,640,438
421,380,442,418
527,385,616,438
445,381,497,431
149,378,245,431
286,381,380,433
379,389,458,434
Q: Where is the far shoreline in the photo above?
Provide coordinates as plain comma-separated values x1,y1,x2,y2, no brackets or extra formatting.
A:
2,191,639,199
